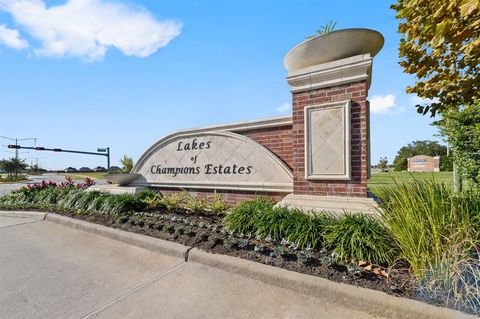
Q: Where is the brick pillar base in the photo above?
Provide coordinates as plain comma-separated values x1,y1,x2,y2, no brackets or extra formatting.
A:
278,50,382,214
292,81,368,198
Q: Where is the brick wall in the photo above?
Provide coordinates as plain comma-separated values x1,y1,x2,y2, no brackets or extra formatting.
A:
238,125,293,170
292,81,369,197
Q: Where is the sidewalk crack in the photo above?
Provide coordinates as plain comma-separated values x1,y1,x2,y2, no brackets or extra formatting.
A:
80,262,186,318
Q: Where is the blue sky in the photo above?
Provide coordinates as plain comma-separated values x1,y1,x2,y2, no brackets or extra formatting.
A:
0,0,440,170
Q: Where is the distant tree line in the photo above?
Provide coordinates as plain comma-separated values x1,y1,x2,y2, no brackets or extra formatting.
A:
393,140,453,171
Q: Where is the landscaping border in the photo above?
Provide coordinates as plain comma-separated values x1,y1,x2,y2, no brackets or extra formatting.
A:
2,210,474,319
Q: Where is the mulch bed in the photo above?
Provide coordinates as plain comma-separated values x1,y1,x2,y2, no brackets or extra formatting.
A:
57,209,412,298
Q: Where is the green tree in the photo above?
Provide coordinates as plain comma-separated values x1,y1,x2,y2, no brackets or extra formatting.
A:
120,155,134,173
0,158,28,179
438,102,480,185
378,157,389,172
393,140,452,171
391,0,480,116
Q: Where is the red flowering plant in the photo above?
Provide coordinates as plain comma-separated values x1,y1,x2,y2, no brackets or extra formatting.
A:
21,176,95,193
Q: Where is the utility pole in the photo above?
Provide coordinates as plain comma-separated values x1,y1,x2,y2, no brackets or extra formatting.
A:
0,136,37,160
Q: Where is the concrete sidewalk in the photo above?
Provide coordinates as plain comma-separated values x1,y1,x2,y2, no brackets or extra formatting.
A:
0,215,379,319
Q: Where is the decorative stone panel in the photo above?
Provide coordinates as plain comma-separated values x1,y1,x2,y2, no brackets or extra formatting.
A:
305,100,351,180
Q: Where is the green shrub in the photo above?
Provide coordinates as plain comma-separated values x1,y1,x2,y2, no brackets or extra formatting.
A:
205,193,230,214
159,192,188,211
225,198,333,249
141,193,164,210
378,179,479,276
224,198,275,236
134,189,159,202
325,213,396,265
185,195,208,214
284,208,333,250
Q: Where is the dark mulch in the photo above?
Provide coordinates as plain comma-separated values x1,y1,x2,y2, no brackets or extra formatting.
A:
58,209,412,298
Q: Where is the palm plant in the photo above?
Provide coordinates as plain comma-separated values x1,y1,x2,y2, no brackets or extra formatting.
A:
307,20,338,38
120,155,134,173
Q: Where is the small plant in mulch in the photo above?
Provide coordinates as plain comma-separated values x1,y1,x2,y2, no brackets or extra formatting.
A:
319,252,339,267
162,224,175,234
297,250,313,264
223,237,235,248
237,239,249,249
270,245,286,258
346,263,364,278
254,244,265,253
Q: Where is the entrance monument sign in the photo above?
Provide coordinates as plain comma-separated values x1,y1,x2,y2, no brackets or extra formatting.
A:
103,28,385,213
131,131,293,193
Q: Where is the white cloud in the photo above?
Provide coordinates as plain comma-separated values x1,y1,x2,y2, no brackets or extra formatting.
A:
276,102,291,113
0,24,28,49
369,94,397,114
0,0,182,60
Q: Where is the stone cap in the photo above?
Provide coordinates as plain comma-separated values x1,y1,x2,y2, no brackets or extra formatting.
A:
284,28,384,72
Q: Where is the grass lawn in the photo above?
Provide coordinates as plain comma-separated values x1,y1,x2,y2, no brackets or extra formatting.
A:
368,171,453,194
59,172,107,180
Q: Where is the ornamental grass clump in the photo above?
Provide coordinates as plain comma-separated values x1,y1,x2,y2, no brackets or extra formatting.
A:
378,179,479,277
379,179,480,314
414,254,480,315
324,213,396,265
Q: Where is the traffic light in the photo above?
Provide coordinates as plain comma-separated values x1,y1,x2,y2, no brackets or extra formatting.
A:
53,148,62,152
7,144,20,149
36,147,45,151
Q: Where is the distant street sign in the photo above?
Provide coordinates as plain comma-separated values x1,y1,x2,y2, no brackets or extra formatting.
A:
97,148,107,152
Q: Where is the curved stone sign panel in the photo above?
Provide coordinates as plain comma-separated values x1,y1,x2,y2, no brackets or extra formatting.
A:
132,131,293,192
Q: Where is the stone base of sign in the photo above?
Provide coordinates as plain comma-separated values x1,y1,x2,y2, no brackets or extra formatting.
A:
276,194,379,215
86,184,147,195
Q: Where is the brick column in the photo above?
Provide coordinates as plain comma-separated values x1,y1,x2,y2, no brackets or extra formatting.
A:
278,52,380,213
292,81,369,197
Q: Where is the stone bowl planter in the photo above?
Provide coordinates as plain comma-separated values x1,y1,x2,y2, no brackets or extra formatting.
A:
103,173,140,186
283,28,384,72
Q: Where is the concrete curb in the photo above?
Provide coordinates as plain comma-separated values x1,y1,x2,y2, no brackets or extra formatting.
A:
45,213,190,260
0,210,46,219
188,248,475,319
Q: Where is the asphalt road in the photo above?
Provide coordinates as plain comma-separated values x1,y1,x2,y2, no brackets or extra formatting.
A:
0,173,105,196
0,215,380,319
